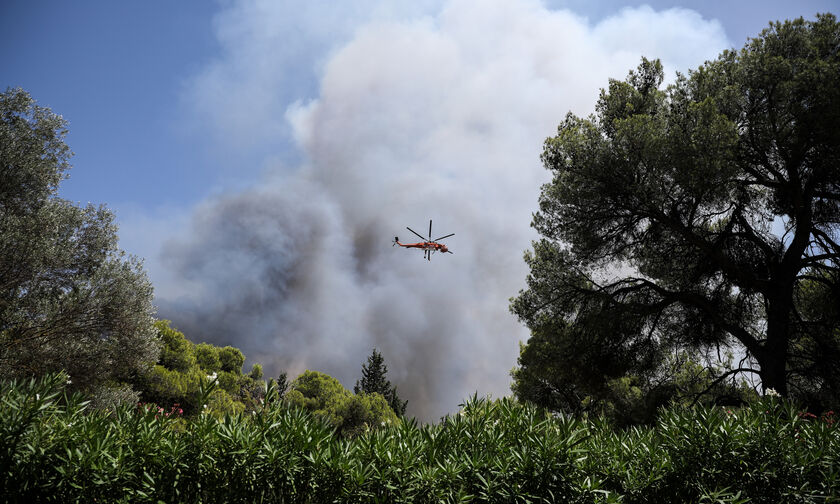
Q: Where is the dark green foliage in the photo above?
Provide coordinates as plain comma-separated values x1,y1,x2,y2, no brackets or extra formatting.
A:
157,321,196,373
194,343,221,372
511,320,758,426
248,363,263,380
138,321,263,417
268,371,289,397
354,348,408,416
512,15,840,418
287,370,398,436
4,374,840,502
789,271,840,411
0,88,158,407
218,346,245,374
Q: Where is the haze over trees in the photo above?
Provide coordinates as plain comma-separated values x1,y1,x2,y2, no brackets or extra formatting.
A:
0,88,159,406
0,94,404,428
511,14,840,421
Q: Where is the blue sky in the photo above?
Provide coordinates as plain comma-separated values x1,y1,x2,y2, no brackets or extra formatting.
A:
2,0,836,419
2,1,833,212
2,3,218,206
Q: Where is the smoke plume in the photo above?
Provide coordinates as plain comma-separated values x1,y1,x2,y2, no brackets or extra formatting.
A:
154,0,729,420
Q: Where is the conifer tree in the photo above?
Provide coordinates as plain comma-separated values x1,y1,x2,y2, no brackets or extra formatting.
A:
354,348,407,416
512,15,840,418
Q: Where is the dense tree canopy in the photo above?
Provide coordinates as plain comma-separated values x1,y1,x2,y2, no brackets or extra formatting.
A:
512,15,840,418
0,88,158,406
287,370,398,437
141,320,264,416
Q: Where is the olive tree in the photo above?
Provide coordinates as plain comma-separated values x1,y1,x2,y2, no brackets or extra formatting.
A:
0,88,158,406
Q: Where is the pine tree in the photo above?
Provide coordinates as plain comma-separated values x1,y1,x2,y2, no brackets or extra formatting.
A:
354,348,408,416
511,15,840,417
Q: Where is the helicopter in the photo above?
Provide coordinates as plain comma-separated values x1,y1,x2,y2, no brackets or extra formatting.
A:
393,219,454,261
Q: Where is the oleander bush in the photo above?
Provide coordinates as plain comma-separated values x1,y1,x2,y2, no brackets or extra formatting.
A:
2,374,838,503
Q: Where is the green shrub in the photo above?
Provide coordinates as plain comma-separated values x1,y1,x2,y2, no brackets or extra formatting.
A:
285,370,350,420
156,320,196,372
3,374,839,503
337,392,399,437
216,371,239,395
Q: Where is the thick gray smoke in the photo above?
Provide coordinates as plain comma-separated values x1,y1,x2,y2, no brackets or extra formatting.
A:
152,0,729,420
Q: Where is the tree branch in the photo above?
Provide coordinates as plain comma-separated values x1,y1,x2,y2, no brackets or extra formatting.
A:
689,367,761,407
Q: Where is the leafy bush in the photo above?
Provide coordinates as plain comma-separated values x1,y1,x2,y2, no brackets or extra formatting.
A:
3,374,839,503
157,321,197,372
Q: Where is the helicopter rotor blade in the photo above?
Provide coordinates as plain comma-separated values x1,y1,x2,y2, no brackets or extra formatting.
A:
429,220,433,241
406,227,426,241
433,233,454,241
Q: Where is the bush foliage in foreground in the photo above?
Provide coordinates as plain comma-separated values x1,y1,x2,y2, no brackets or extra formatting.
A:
2,374,838,503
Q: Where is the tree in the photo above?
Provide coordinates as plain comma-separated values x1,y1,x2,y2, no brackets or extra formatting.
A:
788,270,840,410
267,371,289,399
510,320,756,425
354,348,408,416
140,320,265,415
194,343,221,372
219,346,245,374
511,15,840,416
0,88,159,406
143,320,204,411
287,370,398,436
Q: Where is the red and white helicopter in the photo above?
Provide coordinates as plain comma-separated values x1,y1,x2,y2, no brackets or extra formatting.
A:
393,220,454,261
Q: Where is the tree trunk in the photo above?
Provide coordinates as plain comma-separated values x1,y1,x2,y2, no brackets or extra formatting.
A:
760,289,792,396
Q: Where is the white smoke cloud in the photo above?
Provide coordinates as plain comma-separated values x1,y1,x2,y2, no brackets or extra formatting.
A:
156,0,730,420
181,0,444,156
